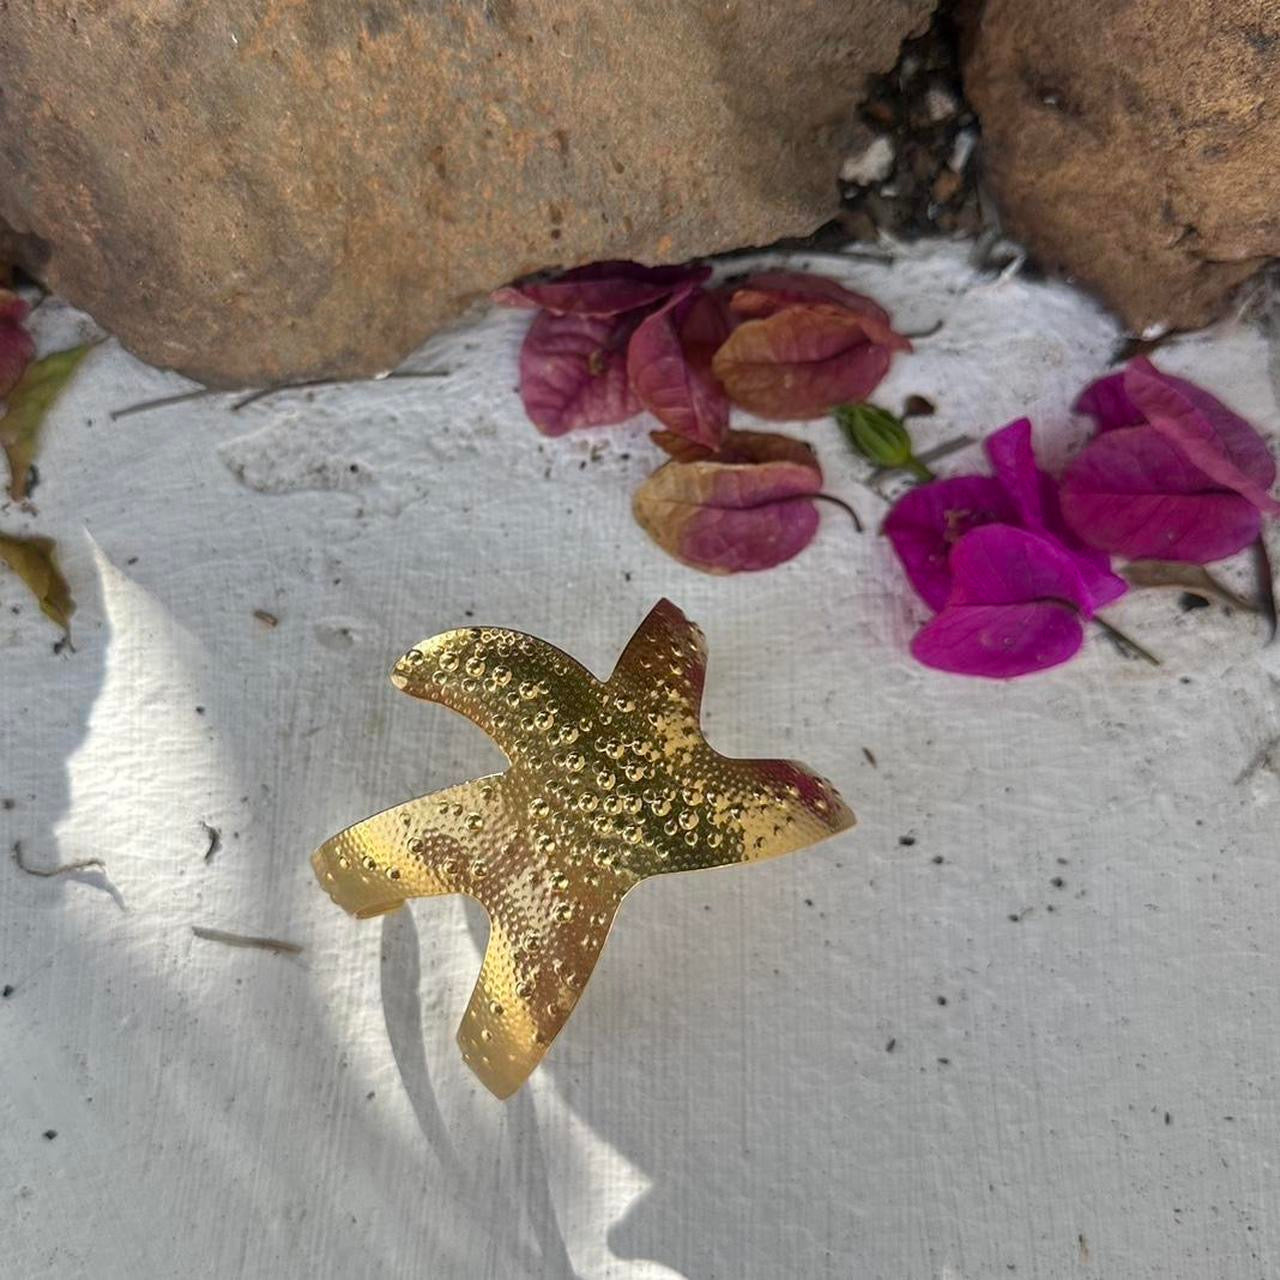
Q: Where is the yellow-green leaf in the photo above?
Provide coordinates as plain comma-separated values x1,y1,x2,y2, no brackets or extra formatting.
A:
1,343,94,500
0,532,74,634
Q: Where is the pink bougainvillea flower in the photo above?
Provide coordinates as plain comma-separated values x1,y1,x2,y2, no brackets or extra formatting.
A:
627,286,731,451
727,270,895,329
632,429,823,573
493,260,711,317
1063,357,1279,562
984,418,1128,610
885,419,1126,613
518,310,642,436
0,291,35,400
711,302,910,421
883,475,1017,610
911,525,1092,678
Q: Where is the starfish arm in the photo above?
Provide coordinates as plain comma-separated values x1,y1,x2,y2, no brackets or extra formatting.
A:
389,625,601,760
459,887,621,1099
625,751,855,881
728,757,855,864
312,774,509,918
608,597,707,720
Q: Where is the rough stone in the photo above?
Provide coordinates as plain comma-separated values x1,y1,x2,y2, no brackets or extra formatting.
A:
0,1,932,386
964,0,1280,333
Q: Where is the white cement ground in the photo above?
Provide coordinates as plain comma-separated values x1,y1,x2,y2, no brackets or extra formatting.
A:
2,244,1279,1279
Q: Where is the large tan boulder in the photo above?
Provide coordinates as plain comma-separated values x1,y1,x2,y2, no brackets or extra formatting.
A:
964,0,1280,333
0,1,932,386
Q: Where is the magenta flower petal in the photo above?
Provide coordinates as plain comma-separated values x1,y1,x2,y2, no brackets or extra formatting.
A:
1059,425,1261,562
494,260,711,316
626,288,730,450
911,602,1084,678
945,524,1092,611
1125,356,1280,514
1036,478,1130,609
883,476,1017,610
909,524,1093,679
985,417,1128,609
1074,372,1144,431
984,418,1044,527
518,310,642,436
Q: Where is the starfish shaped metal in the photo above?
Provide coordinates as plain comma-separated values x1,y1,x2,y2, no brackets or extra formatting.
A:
312,599,854,1097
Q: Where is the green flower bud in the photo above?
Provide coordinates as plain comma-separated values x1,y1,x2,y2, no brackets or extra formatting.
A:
834,403,914,467
833,403,934,480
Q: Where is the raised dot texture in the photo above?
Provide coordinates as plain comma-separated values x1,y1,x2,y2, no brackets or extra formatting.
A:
311,599,855,1098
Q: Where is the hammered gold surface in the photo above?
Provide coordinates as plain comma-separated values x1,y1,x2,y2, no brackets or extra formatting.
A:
312,599,855,1098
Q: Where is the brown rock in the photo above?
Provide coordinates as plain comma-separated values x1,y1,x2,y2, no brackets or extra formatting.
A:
0,1,932,386
965,0,1280,332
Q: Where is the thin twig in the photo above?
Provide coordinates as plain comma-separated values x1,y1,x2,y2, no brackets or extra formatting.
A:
900,319,945,341
229,368,452,412
192,926,303,955
110,369,453,421
228,385,286,412
12,840,105,878
200,821,222,863
1234,733,1280,786
1093,616,1161,666
1252,537,1278,644
110,388,221,421
915,435,975,468
813,492,864,533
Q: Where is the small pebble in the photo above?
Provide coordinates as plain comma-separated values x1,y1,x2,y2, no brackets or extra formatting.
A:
840,135,896,186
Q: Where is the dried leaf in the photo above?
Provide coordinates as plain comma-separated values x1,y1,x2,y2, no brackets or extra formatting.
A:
627,288,730,449
650,430,716,462
727,271,894,328
711,303,907,421
0,531,74,634
632,429,823,573
494,260,710,316
1121,559,1257,612
1,343,93,500
0,291,34,399
518,311,641,436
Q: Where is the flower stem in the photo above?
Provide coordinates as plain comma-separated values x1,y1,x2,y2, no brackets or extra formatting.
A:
813,492,864,534
1093,615,1161,666
904,457,935,483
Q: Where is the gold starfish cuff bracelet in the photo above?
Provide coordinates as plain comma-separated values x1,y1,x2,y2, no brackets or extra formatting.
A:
312,599,854,1097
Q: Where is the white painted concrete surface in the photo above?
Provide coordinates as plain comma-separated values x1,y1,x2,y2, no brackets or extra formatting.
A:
2,245,1278,1279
